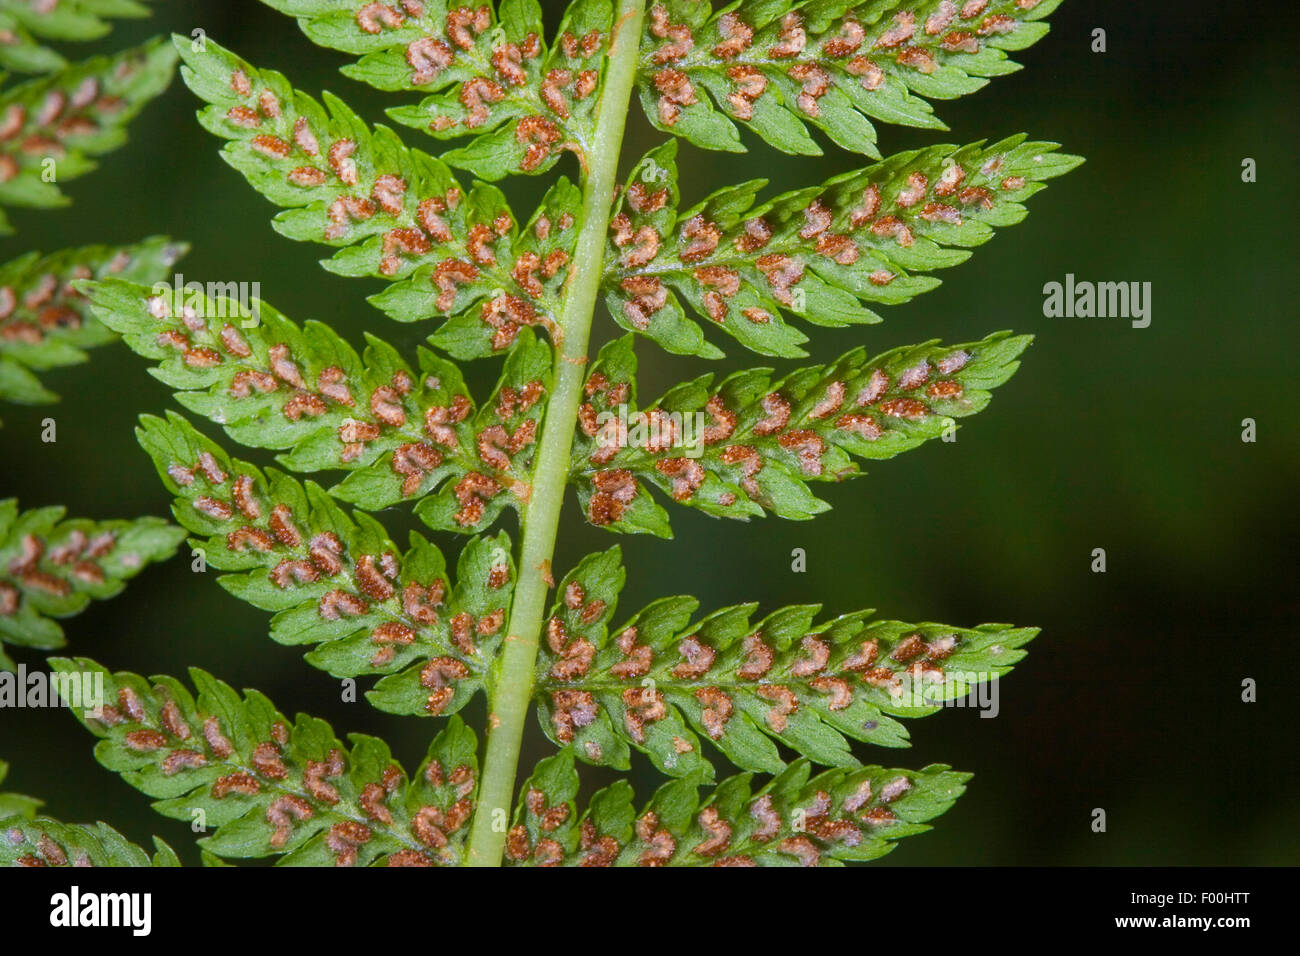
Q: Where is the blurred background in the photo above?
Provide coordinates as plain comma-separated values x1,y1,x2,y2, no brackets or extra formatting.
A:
1,0,1295,865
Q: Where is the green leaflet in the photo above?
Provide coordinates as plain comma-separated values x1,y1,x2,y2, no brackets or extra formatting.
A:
604,137,1081,358
0,757,43,820
86,278,551,517
0,499,184,669
259,0,616,182
50,656,482,866
1,748,177,867
507,748,967,866
0,37,178,234
534,546,1036,778
0,12,66,74
0,817,179,867
572,330,1030,536
421,174,580,359
637,0,1063,157
0,238,186,406
0,1,158,58
134,412,515,713
0,0,162,75
175,35,582,353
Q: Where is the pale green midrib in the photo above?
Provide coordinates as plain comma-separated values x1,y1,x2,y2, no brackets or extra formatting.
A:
462,0,647,867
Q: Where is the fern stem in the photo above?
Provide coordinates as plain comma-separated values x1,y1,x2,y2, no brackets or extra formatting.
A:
464,0,646,866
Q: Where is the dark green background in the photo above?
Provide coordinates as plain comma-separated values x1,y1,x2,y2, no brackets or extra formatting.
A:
1,0,1295,865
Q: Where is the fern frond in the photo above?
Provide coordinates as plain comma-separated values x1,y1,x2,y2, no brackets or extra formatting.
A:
88,279,549,517
636,0,1061,157
573,329,1029,536
0,816,179,867
260,0,620,183
28,1,1079,869
0,0,161,74
0,499,183,669
0,758,42,820
175,36,582,352
2,747,176,868
0,0,158,48
605,137,1080,358
0,238,185,406
0,37,177,233
533,546,1035,778
51,656,482,865
133,412,511,715
508,747,965,866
